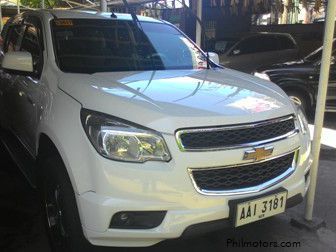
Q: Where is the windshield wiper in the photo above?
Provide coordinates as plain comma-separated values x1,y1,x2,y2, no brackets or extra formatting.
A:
176,0,211,69
121,0,144,32
122,0,161,71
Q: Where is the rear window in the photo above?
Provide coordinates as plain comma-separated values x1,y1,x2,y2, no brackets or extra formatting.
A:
277,35,296,50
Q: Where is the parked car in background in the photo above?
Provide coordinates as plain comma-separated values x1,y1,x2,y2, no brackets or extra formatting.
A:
0,10,312,251
254,40,336,114
216,33,300,73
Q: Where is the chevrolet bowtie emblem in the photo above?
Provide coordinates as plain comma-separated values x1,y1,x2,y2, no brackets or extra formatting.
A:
243,146,274,161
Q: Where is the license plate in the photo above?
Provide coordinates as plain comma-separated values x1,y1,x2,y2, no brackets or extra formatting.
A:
234,191,287,227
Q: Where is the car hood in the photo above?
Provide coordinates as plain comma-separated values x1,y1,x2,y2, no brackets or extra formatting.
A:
258,59,314,73
58,69,295,134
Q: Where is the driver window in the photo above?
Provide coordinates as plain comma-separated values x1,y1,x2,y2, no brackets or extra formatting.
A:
4,25,25,53
21,26,42,73
20,18,43,77
230,37,258,56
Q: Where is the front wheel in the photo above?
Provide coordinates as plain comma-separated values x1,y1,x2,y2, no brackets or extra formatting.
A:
38,156,91,252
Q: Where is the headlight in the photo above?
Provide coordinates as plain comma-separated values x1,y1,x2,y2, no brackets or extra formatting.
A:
296,106,309,135
81,109,171,163
254,72,270,81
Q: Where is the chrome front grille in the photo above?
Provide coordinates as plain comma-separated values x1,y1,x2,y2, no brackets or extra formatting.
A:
189,150,298,196
175,115,298,151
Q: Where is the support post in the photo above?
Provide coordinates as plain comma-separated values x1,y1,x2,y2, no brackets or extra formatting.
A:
195,0,202,46
41,0,45,9
305,0,336,221
293,0,299,24
17,0,20,14
281,0,288,24
100,0,107,12
0,4,2,31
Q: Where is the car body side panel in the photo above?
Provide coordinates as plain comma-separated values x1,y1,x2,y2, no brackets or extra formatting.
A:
36,88,96,194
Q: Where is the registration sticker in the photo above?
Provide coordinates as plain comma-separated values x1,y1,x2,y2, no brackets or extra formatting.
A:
54,19,74,26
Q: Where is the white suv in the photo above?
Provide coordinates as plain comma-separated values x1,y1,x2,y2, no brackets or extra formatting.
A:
0,10,312,251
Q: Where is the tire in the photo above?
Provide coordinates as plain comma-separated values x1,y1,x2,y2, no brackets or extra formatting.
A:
286,90,310,115
37,155,92,252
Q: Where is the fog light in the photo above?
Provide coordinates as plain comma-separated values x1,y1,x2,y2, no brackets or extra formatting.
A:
110,211,166,229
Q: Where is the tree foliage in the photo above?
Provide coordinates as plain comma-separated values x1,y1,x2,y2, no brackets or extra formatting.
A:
19,0,327,12
20,0,59,8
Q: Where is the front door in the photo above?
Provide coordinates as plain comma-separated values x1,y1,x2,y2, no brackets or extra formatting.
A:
12,16,45,154
0,22,25,131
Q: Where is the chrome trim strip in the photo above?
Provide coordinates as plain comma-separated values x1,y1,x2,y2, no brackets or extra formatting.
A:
175,115,299,152
188,149,299,196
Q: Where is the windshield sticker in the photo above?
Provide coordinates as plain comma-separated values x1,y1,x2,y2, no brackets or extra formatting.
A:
54,20,73,26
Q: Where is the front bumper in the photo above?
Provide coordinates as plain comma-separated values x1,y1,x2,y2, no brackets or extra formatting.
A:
76,130,312,247
79,168,309,247
181,192,303,238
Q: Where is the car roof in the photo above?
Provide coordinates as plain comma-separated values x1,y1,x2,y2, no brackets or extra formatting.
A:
217,32,294,41
31,9,163,23
245,32,293,38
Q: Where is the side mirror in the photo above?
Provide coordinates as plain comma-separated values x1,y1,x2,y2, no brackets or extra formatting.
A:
2,51,33,75
207,52,220,65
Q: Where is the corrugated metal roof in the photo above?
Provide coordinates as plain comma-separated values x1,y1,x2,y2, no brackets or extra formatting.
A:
107,0,159,6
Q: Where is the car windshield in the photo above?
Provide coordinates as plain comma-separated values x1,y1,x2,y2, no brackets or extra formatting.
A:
51,19,207,73
304,47,322,62
304,40,336,63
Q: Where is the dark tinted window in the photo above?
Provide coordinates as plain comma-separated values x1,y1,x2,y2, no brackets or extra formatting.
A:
258,35,279,52
277,35,296,50
214,39,239,54
21,25,43,73
51,19,207,73
21,26,40,56
232,35,278,55
305,40,336,63
232,37,257,55
4,25,25,52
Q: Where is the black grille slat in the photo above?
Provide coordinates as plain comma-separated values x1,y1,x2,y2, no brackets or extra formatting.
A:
179,117,295,150
192,153,294,191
